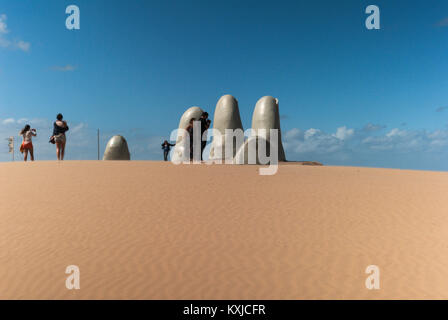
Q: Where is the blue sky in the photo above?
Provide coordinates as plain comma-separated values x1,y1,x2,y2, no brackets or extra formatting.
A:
0,0,448,170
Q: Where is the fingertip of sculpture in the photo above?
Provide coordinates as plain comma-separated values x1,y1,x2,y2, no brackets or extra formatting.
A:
251,96,286,161
178,106,204,130
209,94,244,160
103,135,131,160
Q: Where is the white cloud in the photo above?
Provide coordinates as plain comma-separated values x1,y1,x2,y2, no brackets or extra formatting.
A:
2,118,15,124
333,126,354,140
361,128,435,152
0,14,9,34
0,14,30,52
71,122,86,134
304,128,320,139
284,127,302,140
284,127,344,154
386,128,406,138
16,40,30,52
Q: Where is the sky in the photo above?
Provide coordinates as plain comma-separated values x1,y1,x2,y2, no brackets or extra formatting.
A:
0,0,447,170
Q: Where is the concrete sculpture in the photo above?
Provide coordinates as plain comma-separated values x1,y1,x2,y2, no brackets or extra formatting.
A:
234,96,286,164
209,95,244,161
251,96,286,161
103,135,131,160
171,106,204,163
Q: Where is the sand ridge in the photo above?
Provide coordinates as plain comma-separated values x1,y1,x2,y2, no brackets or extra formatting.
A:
0,161,448,299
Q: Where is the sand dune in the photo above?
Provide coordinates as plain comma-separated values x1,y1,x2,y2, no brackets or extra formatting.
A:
0,161,448,299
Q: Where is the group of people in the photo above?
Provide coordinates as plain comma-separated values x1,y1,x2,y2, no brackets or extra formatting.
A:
19,113,69,162
161,111,211,161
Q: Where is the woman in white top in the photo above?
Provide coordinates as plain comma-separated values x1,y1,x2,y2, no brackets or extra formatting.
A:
19,124,37,161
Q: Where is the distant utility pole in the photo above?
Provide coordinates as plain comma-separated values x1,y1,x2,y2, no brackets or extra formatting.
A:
7,136,14,161
97,129,100,160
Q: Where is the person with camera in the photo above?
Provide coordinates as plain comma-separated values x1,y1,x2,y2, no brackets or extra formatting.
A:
19,124,37,161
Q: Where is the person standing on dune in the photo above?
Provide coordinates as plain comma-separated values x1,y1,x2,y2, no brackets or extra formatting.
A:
185,118,195,161
199,112,210,161
52,113,69,161
161,140,175,161
19,124,36,161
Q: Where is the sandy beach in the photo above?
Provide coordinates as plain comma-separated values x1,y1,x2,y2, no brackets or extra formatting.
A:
1,161,448,299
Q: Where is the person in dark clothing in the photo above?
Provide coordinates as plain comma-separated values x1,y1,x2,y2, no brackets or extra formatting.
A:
185,118,195,161
161,140,175,161
52,113,69,160
199,112,210,160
